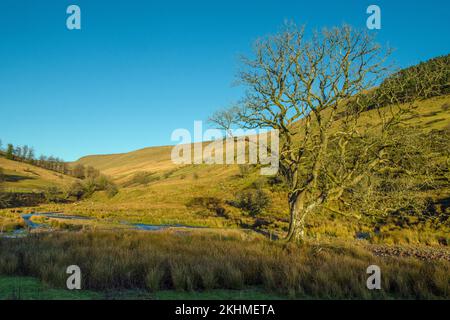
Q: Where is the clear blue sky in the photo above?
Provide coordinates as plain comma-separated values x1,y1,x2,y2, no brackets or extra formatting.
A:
0,0,449,161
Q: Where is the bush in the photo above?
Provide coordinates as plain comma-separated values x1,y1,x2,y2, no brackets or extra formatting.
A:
83,178,99,197
105,183,119,198
230,187,270,216
65,175,118,200
66,181,85,200
44,186,63,203
126,171,159,186
186,197,227,217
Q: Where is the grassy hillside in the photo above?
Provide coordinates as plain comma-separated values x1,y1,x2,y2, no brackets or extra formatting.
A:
75,145,176,180
0,157,77,193
74,142,213,184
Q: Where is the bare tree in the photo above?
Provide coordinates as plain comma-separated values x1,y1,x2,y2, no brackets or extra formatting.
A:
22,145,29,160
6,144,14,160
0,167,7,209
14,146,22,159
209,105,242,138
26,147,35,162
210,24,441,242
73,164,86,179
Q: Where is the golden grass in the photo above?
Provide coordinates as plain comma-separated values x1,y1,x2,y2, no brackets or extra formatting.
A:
0,230,448,299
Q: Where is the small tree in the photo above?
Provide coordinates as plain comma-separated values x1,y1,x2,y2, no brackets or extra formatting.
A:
26,147,35,162
14,146,22,159
22,145,29,160
5,144,14,160
66,181,85,200
0,170,7,207
44,186,62,203
105,183,119,198
86,166,100,179
232,187,271,217
72,164,86,179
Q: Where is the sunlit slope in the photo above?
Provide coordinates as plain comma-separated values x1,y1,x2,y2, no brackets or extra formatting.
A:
75,145,175,178
75,94,450,181
0,157,77,192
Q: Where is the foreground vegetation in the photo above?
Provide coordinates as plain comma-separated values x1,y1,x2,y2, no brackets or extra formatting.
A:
0,230,448,299
0,275,284,300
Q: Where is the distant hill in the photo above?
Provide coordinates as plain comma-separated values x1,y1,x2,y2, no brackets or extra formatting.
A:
75,145,183,183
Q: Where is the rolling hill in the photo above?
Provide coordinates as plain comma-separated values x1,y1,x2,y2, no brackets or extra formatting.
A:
0,157,77,193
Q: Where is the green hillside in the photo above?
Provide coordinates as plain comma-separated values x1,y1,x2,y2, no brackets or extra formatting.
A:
0,157,77,193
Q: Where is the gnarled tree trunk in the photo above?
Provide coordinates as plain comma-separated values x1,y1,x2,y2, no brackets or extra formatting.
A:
286,189,325,242
286,190,307,242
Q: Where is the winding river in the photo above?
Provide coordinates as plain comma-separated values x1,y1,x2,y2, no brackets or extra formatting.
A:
0,212,204,237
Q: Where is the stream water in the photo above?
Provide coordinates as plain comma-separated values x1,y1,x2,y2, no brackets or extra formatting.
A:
21,213,92,229
1,212,202,237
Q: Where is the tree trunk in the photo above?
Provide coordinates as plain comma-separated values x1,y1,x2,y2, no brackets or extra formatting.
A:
286,190,307,242
286,190,324,242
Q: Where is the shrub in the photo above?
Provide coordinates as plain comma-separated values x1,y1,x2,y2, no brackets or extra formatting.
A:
230,187,270,216
186,197,227,217
66,181,85,200
43,186,63,203
126,171,159,186
66,175,118,200
267,174,287,191
105,183,119,198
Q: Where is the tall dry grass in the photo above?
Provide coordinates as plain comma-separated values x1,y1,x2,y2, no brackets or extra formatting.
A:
0,230,448,299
